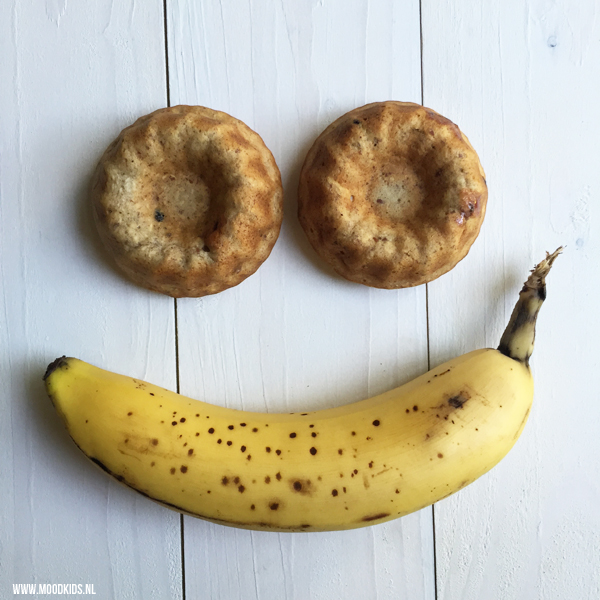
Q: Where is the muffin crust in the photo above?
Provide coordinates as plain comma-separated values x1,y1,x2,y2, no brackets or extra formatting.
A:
298,101,487,288
92,105,283,297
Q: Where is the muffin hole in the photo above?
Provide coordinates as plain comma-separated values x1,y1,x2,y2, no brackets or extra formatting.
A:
145,147,234,250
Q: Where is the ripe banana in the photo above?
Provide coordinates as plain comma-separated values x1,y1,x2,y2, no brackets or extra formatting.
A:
44,249,561,532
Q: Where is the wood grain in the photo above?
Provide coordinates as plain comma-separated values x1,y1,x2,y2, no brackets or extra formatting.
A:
0,1,181,598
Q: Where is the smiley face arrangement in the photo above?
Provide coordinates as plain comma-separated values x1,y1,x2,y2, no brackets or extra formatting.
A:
48,103,561,533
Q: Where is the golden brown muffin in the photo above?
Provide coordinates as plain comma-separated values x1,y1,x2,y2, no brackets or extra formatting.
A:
298,101,487,289
91,106,283,298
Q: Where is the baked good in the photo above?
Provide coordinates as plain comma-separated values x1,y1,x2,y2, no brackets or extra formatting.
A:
91,105,283,298
298,101,487,289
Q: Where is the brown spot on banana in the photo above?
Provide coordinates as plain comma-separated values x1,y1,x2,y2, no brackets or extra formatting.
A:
289,478,314,495
448,393,469,409
361,512,390,522
374,467,392,477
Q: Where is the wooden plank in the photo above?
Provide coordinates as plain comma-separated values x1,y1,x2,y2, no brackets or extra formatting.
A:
167,0,434,598
0,1,182,598
422,0,600,597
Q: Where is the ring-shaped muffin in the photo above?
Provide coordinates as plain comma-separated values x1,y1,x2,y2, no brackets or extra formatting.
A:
91,105,283,298
298,101,487,289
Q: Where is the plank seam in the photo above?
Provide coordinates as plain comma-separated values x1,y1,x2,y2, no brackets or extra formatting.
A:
162,2,183,598
163,0,171,108
419,1,439,598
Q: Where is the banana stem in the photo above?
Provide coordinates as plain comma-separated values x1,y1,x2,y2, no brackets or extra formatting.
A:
498,247,563,365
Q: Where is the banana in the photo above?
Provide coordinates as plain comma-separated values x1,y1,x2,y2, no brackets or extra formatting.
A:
44,249,561,532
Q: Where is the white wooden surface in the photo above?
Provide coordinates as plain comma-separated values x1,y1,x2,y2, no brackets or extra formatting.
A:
1,1,598,599
1,2,182,598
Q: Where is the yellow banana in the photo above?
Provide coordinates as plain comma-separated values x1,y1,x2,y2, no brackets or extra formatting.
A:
44,249,561,532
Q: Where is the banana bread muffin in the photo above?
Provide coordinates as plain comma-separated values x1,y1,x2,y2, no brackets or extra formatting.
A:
91,105,283,297
298,101,487,289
